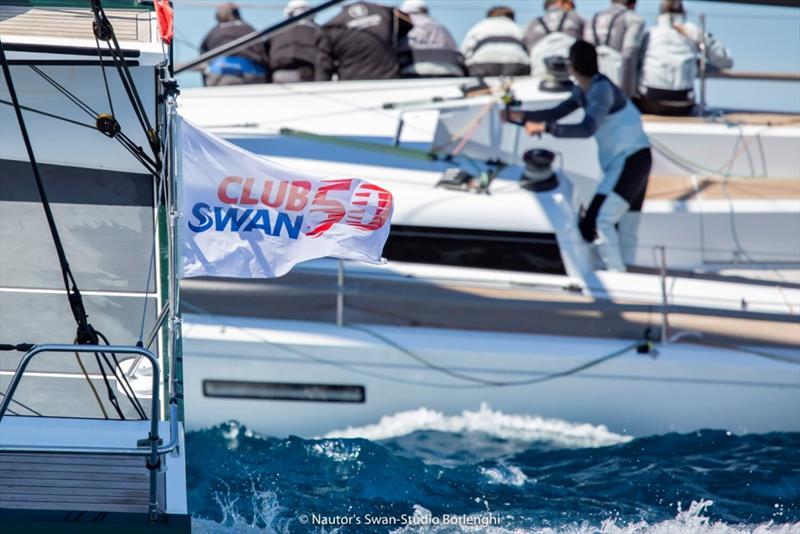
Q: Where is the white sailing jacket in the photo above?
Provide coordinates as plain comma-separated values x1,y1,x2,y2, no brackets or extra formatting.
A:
640,14,699,92
461,16,529,69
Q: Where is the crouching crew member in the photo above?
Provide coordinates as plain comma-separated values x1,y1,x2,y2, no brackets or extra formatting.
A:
266,0,320,83
201,3,268,86
316,1,413,81
398,0,465,77
503,40,651,272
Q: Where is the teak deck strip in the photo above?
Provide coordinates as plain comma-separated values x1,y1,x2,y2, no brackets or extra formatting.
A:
0,452,160,513
646,175,800,201
0,6,151,43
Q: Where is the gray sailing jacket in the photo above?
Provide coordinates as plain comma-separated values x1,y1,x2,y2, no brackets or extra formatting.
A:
523,7,584,50
399,13,464,77
584,4,646,96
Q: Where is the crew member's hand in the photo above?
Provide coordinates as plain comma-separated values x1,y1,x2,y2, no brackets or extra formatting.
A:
524,121,546,136
500,109,524,124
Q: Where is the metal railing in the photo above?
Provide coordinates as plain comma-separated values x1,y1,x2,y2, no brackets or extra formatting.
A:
0,343,180,520
697,13,800,112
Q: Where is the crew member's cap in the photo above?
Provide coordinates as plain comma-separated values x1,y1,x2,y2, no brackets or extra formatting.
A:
284,0,311,17
400,0,427,14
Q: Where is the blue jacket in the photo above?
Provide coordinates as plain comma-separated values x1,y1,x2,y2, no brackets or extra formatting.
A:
523,74,650,196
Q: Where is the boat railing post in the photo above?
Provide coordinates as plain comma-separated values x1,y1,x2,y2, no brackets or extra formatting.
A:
393,112,405,147
659,246,669,344
337,259,345,327
698,13,708,114
166,88,181,408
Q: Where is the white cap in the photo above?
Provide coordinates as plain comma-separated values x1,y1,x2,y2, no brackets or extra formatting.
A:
284,0,311,17
400,0,427,14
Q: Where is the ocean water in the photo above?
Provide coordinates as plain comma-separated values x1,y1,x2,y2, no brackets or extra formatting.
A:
187,405,800,533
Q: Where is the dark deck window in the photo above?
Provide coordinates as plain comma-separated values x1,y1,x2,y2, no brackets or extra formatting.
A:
203,380,366,403
384,225,566,275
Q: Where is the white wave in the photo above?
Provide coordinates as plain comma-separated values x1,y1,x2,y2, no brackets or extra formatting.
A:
481,463,528,487
310,440,363,463
191,486,293,534
388,501,800,534
323,403,632,448
192,497,799,534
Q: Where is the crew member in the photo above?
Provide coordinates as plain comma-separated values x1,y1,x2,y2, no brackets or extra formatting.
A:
266,0,320,83
316,1,413,81
524,0,584,77
461,6,530,77
201,3,268,86
398,0,464,77
503,40,651,272
637,0,733,115
584,0,645,97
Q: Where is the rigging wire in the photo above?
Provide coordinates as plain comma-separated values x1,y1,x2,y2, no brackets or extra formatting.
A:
0,36,148,421
0,99,96,130
0,391,43,416
95,36,116,119
27,64,162,179
88,0,162,167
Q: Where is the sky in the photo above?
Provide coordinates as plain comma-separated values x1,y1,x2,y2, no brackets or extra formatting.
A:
172,0,800,113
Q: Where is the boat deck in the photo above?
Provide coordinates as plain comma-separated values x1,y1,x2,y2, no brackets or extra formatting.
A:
0,4,152,43
646,174,800,200
181,270,800,351
643,112,800,127
0,453,156,513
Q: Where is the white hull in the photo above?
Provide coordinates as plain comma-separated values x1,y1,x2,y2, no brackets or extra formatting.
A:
177,78,799,439
182,314,800,438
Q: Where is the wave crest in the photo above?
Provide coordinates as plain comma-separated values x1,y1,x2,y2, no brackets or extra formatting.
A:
324,403,632,448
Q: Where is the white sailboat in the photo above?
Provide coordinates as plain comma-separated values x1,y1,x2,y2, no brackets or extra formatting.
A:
173,5,799,439
0,1,189,530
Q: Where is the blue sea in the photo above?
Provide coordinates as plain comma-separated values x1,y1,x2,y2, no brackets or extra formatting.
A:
186,406,800,533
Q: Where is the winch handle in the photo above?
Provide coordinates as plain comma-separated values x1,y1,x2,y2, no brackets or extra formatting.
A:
501,89,525,126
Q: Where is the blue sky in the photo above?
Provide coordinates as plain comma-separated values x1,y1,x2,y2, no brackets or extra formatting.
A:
173,1,800,112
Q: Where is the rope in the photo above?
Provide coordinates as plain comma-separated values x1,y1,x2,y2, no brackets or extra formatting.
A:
97,331,148,420
181,301,499,389
350,324,643,387
182,301,643,389
0,40,99,345
74,352,109,419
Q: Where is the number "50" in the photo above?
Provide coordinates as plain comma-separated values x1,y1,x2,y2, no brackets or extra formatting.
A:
304,179,393,238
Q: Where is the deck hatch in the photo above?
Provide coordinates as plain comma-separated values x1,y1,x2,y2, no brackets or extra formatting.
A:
203,380,366,403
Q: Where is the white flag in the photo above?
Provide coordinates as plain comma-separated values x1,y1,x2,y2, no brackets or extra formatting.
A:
179,118,394,278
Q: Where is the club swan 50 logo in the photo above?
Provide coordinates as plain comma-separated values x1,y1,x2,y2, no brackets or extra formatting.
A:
187,175,393,240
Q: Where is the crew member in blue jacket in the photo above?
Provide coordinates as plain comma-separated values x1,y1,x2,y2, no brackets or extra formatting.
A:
503,39,651,272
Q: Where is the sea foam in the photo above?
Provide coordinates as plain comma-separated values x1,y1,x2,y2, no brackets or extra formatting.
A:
323,403,632,448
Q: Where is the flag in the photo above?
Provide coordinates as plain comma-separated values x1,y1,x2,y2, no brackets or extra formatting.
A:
178,118,394,279
154,0,173,44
